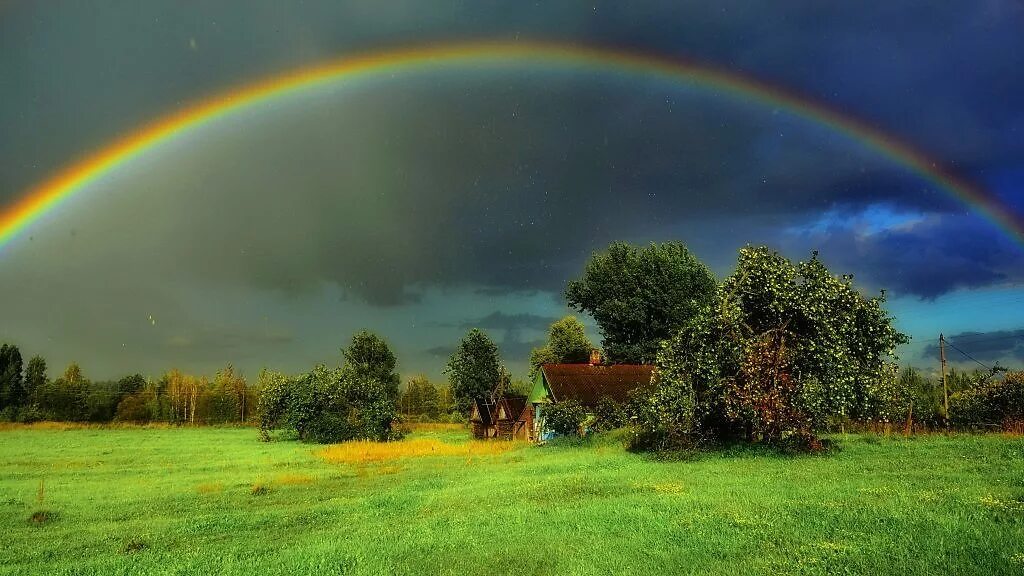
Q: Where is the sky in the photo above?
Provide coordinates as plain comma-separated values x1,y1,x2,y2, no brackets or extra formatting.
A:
1,1,1022,383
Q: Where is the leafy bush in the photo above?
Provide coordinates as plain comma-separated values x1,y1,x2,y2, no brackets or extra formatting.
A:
257,365,400,443
543,399,586,437
590,396,625,432
949,371,1024,430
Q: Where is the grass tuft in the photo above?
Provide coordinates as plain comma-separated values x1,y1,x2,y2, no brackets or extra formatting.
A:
120,537,148,554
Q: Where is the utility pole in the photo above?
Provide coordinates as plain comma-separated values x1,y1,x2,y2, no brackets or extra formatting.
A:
940,333,949,431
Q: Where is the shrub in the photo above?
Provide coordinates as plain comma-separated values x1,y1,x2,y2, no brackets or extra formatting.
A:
543,399,586,437
949,371,1024,430
591,396,625,432
257,366,399,443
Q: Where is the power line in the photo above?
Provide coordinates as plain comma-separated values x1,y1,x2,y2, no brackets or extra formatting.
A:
944,339,996,371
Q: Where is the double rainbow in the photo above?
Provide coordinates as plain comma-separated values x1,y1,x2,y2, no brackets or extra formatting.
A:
2,41,1021,248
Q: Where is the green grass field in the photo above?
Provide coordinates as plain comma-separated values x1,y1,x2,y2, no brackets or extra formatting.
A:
1,425,1022,575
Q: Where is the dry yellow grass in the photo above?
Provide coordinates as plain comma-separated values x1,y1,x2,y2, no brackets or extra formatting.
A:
195,482,224,494
396,422,468,433
319,437,523,464
274,473,314,486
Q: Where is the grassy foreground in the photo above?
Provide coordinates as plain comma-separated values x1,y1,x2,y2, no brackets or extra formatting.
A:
1,425,1022,575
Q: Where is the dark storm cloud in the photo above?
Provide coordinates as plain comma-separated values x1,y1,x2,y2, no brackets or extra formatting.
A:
424,345,455,359
782,208,1024,299
1,1,1023,377
922,329,1024,362
440,311,556,333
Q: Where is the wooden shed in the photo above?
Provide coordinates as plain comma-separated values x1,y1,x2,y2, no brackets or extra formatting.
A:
471,395,533,440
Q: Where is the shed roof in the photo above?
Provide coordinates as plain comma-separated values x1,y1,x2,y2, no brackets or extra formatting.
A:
470,398,495,426
495,395,528,422
540,364,655,406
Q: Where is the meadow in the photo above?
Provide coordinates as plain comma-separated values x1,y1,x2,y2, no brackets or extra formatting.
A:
1,425,1022,575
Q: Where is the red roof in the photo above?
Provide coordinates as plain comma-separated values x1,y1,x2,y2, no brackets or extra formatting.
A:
495,396,528,422
540,364,655,406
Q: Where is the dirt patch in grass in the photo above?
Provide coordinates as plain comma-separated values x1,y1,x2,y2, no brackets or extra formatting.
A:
121,537,148,554
319,437,523,465
27,510,55,525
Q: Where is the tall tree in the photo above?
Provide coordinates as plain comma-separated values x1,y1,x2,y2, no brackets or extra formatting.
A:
418,378,440,418
25,356,47,402
529,316,595,376
565,242,717,364
0,344,25,409
342,330,400,398
444,329,505,413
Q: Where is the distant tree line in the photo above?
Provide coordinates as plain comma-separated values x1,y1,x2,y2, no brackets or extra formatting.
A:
0,324,525,438
0,344,257,425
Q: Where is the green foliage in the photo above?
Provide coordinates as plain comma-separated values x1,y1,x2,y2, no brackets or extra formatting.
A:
565,242,717,364
115,392,152,422
257,365,399,443
400,375,441,418
949,370,1024,429
342,330,400,399
117,374,146,396
590,396,625,432
444,329,505,413
32,363,91,421
24,356,46,402
544,399,587,437
649,246,908,450
529,316,594,377
0,343,26,410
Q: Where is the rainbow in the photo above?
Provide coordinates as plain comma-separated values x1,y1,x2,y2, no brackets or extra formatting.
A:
2,40,1022,248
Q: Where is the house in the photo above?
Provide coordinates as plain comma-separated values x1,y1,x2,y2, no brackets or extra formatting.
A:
529,356,656,440
470,395,532,440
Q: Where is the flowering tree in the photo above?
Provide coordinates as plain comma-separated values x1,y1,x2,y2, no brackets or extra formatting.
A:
643,246,908,450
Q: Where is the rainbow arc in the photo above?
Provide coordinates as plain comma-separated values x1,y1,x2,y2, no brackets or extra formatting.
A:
2,41,1021,248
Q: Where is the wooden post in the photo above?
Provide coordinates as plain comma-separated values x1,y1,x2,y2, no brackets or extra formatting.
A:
940,334,949,431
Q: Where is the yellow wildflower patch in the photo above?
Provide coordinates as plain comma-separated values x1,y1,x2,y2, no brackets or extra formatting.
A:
319,437,523,464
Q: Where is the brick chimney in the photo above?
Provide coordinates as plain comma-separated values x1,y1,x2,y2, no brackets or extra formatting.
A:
589,349,602,365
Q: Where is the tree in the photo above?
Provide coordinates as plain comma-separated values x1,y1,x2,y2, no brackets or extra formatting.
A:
210,365,246,423
565,242,717,364
39,362,90,421
529,316,594,377
401,375,440,418
0,343,26,410
117,374,147,396
342,330,400,399
444,329,505,413
649,246,908,450
25,356,47,402
418,379,440,418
